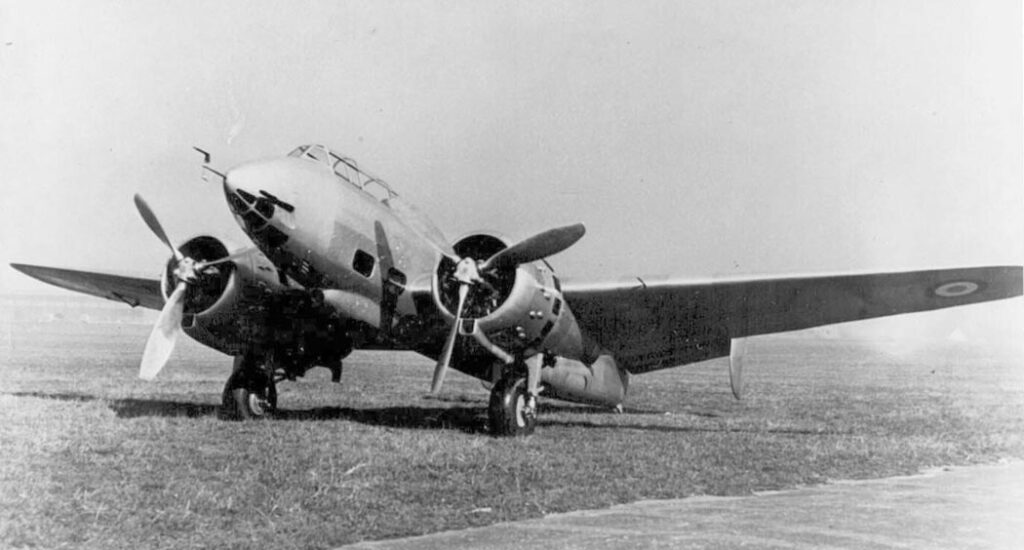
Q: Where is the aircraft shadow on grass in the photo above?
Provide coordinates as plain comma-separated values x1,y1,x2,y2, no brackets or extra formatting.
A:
7,391,219,418
4,391,843,436
546,420,840,436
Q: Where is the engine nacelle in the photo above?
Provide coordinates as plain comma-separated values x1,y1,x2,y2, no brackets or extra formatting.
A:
160,236,297,356
432,233,596,364
432,233,630,407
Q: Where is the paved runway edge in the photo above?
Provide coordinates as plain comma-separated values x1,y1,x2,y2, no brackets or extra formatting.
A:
339,460,1024,550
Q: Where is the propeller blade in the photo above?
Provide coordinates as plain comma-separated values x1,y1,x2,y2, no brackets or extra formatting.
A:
134,194,183,262
480,223,586,272
729,337,746,400
431,283,468,394
139,282,187,380
194,247,253,270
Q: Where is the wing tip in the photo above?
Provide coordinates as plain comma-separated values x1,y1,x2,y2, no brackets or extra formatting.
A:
9,262,45,279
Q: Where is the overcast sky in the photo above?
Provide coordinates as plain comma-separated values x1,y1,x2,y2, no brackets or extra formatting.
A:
1,1,1021,342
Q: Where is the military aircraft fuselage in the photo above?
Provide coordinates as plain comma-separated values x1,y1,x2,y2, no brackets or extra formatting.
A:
219,145,624,406
224,148,438,333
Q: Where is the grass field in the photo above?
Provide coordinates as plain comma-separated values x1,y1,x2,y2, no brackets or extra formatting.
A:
1,321,1023,549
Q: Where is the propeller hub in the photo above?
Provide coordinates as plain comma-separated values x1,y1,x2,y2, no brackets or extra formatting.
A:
173,256,201,284
454,257,484,286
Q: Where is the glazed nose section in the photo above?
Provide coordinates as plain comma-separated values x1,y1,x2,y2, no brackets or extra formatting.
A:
223,162,295,245
224,162,272,216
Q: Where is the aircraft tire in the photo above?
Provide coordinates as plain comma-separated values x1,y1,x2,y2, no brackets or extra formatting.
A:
220,370,277,421
488,375,536,436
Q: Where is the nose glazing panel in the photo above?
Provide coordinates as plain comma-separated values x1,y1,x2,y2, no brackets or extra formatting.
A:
223,177,289,248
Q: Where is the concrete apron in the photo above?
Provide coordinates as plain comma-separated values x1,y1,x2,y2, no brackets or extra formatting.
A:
340,461,1024,550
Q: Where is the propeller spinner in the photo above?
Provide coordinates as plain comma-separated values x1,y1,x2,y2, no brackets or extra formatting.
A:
430,223,585,394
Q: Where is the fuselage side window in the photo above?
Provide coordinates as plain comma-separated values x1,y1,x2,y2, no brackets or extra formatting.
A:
352,249,376,278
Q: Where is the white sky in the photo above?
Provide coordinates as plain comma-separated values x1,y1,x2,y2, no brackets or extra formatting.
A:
1,1,1021,342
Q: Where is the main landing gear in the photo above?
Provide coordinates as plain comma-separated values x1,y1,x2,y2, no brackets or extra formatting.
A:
220,354,277,420
488,373,538,437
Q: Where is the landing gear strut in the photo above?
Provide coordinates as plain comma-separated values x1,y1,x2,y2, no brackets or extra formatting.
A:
220,354,277,420
488,373,537,437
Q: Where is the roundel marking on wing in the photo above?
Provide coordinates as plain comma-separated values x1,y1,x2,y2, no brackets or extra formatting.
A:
932,281,981,298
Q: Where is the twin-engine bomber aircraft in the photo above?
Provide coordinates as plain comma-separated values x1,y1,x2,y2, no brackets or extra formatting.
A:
12,144,1023,435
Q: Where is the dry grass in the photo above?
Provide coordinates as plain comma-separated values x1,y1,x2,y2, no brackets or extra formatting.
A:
1,322,1023,549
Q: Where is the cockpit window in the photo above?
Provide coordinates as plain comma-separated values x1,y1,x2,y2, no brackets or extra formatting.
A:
332,157,356,186
288,144,332,165
287,144,400,206
304,145,330,164
359,177,393,202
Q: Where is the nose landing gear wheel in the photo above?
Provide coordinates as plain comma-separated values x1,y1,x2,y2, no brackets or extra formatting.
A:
488,375,536,436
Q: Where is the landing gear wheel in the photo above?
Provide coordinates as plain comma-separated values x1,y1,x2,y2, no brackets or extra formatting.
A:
488,375,536,437
221,367,277,421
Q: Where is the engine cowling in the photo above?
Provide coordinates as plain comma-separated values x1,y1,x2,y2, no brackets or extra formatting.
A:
161,236,294,355
431,232,630,407
432,233,593,363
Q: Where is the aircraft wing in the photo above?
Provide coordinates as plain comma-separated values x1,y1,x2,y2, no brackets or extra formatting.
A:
561,266,1022,374
10,263,165,310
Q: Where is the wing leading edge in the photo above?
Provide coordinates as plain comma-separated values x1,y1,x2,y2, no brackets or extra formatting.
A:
563,266,1022,374
10,264,165,311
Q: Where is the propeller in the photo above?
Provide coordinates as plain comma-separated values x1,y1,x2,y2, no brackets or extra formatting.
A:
139,282,186,380
133,194,245,380
430,223,585,394
431,282,468,393
195,248,251,270
479,223,586,273
134,195,183,262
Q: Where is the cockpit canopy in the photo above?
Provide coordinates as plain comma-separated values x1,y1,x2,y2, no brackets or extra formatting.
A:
288,144,398,204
